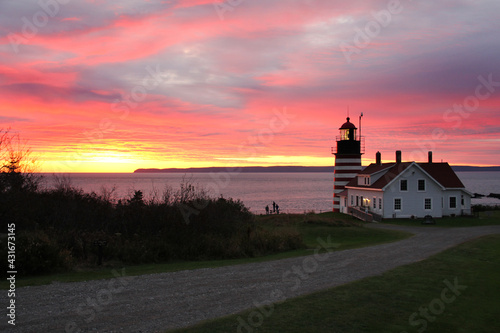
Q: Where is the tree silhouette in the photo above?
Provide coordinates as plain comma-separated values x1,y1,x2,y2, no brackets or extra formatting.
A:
0,128,39,192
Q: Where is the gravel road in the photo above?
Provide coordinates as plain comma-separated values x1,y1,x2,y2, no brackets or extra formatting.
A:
2,224,500,333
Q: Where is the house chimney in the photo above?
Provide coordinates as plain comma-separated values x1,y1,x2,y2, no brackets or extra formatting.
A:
428,151,433,163
396,150,402,164
376,151,381,165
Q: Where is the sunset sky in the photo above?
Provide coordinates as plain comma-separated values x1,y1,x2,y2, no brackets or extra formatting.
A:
1,0,499,172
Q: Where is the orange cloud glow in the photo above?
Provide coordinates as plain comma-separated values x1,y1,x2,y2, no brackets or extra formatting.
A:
1,0,499,172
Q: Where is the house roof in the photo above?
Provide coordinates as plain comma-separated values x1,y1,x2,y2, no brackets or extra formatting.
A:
346,162,410,189
419,163,465,188
338,189,348,197
358,163,399,175
346,162,465,190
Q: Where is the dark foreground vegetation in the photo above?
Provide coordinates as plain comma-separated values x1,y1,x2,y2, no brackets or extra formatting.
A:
0,164,303,276
2,212,411,288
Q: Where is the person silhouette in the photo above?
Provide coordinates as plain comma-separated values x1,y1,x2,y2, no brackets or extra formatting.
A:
273,201,276,213
276,204,280,214
265,205,269,215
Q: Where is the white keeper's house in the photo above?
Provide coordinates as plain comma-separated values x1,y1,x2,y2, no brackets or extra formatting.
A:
332,116,472,219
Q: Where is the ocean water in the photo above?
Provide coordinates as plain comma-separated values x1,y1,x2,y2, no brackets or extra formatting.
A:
39,171,500,214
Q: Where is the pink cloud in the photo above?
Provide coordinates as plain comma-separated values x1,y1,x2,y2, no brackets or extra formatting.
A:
0,0,499,171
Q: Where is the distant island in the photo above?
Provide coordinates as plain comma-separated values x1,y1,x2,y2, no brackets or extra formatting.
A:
134,165,500,173
134,166,335,173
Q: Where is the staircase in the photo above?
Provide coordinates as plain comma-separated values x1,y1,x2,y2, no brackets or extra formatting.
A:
348,207,382,222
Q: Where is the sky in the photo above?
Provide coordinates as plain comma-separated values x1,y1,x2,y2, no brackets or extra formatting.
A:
1,0,499,173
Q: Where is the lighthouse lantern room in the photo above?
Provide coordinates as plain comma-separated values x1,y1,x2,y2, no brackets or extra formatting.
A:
332,116,364,212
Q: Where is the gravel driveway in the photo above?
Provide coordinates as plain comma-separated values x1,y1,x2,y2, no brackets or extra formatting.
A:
3,224,500,333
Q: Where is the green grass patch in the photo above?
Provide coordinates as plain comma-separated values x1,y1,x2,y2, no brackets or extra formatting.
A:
256,212,411,251
3,212,410,289
383,210,500,227
169,234,500,333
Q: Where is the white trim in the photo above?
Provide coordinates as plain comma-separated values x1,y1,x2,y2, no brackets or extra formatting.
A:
394,197,402,211
359,165,394,176
345,186,383,192
424,197,432,210
413,163,446,190
417,179,426,192
335,158,362,163
334,165,363,171
448,188,474,196
400,179,408,192
382,162,446,191
334,181,349,186
365,165,394,175
333,189,344,194
449,196,457,209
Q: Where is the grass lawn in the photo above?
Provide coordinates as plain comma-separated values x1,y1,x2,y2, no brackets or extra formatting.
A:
2,212,411,289
383,210,500,227
257,212,412,251
168,234,500,333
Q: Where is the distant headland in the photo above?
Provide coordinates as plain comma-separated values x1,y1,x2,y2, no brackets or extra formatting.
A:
134,165,500,173
134,166,335,173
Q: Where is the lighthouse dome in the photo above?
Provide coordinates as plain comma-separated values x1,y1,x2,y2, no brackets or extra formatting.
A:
339,117,357,130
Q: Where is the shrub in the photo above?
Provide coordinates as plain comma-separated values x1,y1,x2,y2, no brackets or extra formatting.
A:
16,230,69,275
472,204,500,212
1,174,305,275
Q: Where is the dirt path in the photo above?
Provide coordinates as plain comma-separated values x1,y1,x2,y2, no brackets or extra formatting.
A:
3,224,500,333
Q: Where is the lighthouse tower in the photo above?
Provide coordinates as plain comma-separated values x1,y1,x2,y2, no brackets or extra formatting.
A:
332,116,364,212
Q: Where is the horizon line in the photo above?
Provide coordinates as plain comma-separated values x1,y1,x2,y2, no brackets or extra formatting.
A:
34,164,500,174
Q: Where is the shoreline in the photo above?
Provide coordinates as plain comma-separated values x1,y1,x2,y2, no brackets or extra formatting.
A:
134,165,500,173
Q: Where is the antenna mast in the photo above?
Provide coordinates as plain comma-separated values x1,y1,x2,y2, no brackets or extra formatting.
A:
359,112,363,140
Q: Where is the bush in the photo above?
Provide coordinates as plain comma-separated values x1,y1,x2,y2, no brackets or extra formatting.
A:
249,227,304,255
16,231,72,275
472,204,500,212
0,173,304,275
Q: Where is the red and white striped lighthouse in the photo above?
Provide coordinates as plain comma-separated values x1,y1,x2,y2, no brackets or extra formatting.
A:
332,116,364,212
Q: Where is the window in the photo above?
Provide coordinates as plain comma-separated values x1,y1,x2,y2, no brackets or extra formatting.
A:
461,195,464,206
449,196,457,209
424,198,432,210
351,195,354,205
379,198,382,209
373,197,376,209
394,198,402,211
418,179,426,191
344,198,347,207
356,196,359,206
400,179,408,191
